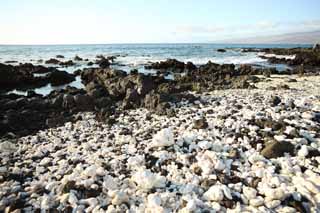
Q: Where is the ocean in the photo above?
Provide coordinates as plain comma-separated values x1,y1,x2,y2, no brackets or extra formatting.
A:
0,43,311,95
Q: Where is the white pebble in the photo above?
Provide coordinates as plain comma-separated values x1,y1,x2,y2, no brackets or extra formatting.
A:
243,186,257,200
203,186,224,201
298,145,309,157
150,128,174,148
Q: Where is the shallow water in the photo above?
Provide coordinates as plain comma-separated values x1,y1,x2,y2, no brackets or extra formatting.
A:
0,43,310,96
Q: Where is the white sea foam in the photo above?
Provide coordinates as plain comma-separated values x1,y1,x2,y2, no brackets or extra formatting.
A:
117,54,267,67
181,55,267,65
258,53,296,60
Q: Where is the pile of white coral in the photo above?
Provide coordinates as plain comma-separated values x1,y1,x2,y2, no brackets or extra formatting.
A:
1,82,320,212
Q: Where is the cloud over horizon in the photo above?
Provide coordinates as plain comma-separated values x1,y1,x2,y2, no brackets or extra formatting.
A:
174,19,320,42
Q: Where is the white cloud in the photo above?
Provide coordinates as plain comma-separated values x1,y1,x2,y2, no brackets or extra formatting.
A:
174,19,320,42
301,20,320,29
253,21,278,29
176,25,226,34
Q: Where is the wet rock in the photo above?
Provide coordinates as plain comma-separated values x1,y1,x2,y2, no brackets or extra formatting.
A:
0,63,51,90
74,55,83,61
4,60,18,63
96,57,111,68
59,60,75,67
56,55,65,59
261,140,295,159
130,69,139,75
145,59,196,72
45,58,60,65
47,71,75,86
27,90,42,98
217,49,226,53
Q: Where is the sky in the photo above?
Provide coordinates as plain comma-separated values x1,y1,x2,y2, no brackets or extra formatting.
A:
1,0,320,44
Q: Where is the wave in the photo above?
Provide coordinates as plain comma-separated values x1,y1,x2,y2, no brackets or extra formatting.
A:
115,54,267,67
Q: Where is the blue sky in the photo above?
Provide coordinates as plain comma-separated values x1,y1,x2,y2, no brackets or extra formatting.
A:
1,0,320,44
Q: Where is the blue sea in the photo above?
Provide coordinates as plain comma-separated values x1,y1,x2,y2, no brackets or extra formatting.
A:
0,43,311,95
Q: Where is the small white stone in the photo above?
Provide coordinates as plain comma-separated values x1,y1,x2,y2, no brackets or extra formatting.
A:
214,160,225,171
304,180,320,194
265,200,281,209
150,128,174,148
146,194,165,212
185,199,197,211
302,112,314,120
198,141,212,150
59,193,69,205
221,185,233,200
41,194,53,209
243,186,257,200
111,191,129,205
298,145,309,158
0,141,17,154
80,198,98,207
147,194,162,207
39,157,51,166
274,135,286,142
276,206,296,213
132,169,166,191
0,167,7,174
68,192,78,207
265,188,285,201
284,126,296,135
211,202,222,211
249,196,264,207
203,186,224,201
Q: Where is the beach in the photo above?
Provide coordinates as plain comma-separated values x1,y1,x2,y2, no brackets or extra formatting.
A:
0,46,320,212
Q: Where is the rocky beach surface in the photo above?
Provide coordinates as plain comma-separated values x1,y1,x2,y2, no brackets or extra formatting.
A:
1,46,320,212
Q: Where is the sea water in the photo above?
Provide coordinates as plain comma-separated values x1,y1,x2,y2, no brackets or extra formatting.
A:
0,43,310,95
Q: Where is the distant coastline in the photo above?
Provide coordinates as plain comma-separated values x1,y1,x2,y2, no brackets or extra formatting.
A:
217,30,320,44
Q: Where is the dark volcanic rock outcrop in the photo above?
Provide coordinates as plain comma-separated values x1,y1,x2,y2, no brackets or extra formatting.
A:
80,68,199,115
0,87,93,138
176,61,257,91
95,56,114,68
0,63,76,91
74,55,83,61
0,58,281,138
245,47,320,69
145,59,197,73
81,68,166,107
45,58,61,65
0,63,51,91
217,49,226,53
47,70,75,86
59,60,75,67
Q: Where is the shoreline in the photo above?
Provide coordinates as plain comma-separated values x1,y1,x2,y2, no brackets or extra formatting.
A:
1,46,320,212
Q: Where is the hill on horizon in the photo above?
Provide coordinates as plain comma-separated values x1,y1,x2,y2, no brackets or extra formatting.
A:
219,31,320,44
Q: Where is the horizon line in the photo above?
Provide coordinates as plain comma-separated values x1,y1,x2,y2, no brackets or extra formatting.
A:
0,42,314,46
